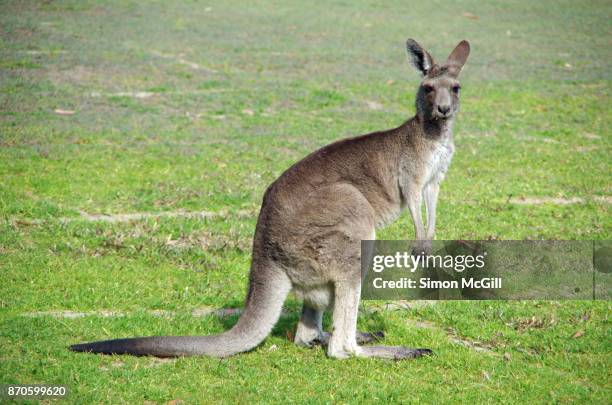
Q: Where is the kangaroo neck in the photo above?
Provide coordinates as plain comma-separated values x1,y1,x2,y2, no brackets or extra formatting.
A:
417,113,455,141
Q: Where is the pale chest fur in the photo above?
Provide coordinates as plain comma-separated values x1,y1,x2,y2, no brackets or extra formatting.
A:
424,134,454,186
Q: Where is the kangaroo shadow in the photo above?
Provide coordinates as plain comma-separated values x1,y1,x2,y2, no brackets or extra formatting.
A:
215,300,302,339
215,300,388,342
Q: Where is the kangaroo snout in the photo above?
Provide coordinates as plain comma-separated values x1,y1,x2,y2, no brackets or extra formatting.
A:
437,105,451,116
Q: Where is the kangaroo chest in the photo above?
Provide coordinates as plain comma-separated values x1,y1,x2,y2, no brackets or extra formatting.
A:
425,137,454,185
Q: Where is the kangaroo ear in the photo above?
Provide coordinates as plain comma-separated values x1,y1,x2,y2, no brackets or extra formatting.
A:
446,40,470,75
406,39,434,76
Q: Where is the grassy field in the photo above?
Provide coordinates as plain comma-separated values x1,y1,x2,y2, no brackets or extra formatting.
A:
1,0,610,403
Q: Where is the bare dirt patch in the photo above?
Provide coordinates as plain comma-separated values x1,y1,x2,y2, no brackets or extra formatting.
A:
509,197,584,205
21,307,242,319
163,228,251,253
150,50,217,73
509,196,612,205
75,209,216,223
48,65,97,86
90,91,155,99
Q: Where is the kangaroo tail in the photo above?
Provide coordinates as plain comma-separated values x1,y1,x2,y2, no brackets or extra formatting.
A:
70,264,291,358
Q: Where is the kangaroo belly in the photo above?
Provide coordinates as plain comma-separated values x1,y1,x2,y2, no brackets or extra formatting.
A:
293,284,334,310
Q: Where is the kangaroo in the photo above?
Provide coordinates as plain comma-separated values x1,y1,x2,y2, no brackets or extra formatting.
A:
70,39,470,360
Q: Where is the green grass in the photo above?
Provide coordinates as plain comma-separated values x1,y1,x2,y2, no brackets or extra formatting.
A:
0,0,610,403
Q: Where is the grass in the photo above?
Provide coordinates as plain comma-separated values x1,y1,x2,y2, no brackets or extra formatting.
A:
0,0,610,403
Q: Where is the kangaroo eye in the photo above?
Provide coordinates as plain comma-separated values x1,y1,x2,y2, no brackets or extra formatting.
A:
452,85,461,93
422,84,434,93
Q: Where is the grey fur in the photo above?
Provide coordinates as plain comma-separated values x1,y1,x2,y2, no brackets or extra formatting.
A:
70,39,470,360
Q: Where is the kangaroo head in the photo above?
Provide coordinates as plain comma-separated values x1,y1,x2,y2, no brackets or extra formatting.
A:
406,39,470,121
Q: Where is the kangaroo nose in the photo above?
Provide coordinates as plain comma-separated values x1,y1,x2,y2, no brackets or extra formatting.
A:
437,105,450,115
